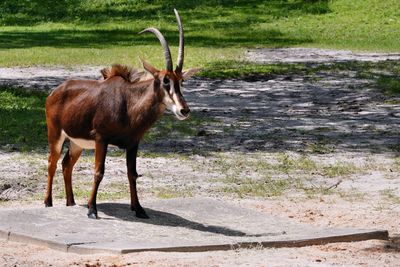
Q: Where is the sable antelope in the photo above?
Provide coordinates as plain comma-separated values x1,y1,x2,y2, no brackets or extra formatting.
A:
44,9,199,219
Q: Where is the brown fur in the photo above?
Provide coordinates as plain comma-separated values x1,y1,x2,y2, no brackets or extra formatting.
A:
101,64,145,83
43,65,183,219
44,8,197,219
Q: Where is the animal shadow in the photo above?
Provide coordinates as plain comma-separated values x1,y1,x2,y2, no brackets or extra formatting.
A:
97,202,261,237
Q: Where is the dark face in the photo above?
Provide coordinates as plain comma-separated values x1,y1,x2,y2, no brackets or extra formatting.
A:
161,72,190,120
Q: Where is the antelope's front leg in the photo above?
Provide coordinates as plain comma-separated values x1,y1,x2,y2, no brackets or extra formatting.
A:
87,140,108,219
126,144,149,219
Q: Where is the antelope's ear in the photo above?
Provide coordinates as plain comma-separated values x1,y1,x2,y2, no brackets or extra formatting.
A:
141,58,159,77
182,68,201,80
100,67,110,80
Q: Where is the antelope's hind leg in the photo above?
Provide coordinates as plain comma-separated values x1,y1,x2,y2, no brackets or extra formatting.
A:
62,141,83,206
44,132,65,207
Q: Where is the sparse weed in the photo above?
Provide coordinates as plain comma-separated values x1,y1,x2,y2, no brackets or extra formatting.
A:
307,141,335,154
380,189,400,204
321,163,358,178
221,176,288,198
211,152,364,198
338,190,366,202
152,186,193,199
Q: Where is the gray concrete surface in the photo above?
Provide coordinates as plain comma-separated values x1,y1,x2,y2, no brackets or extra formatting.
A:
0,198,388,254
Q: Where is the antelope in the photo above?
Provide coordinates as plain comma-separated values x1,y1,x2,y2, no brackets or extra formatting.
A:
44,9,200,219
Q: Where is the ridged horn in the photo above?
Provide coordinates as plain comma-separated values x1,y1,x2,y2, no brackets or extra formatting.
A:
139,27,173,72
174,9,184,73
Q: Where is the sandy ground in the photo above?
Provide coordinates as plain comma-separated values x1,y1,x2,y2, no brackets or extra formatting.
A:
1,48,400,266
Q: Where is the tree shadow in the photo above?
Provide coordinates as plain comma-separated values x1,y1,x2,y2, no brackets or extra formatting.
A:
0,29,137,49
141,65,400,155
0,0,331,49
2,61,399,155
0,1,331,25
96,202,263,237
0,28,310,50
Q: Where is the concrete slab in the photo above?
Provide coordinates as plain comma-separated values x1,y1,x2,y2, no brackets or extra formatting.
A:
0,198,388,254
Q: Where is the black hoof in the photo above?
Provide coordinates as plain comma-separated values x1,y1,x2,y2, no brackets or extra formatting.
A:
87,212,98,219
131,205,149,219
135,210,149,219
87,207,98,219
44,200,53,207
66,201,76,207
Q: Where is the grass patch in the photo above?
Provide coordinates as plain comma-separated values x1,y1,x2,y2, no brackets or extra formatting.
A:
307,141,335,154
322,163,358,178
199,61,306,79
0,87,48,151
0,0,400,67
275,153,317,174
377,76,400,95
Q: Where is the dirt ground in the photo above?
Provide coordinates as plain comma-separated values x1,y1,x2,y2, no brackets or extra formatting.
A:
0,48,400,266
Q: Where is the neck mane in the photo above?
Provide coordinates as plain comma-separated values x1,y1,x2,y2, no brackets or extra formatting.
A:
101,64,151,83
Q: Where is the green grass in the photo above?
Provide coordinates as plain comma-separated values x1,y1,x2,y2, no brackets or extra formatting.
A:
0,0,399,67
377,76,400,95
199,61,306,79
0,87,47,151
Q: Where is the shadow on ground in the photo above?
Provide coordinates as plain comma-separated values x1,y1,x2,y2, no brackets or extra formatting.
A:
145,72,400,155
1,60,400,155
97,202,265,237
0,28,310,49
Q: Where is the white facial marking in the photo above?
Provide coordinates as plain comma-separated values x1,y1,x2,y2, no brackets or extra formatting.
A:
162,78,188,120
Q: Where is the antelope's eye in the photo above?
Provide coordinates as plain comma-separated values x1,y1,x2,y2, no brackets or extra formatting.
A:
163,77,170,84
163,77,170,90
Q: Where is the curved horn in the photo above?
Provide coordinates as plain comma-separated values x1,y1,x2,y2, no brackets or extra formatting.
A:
139,27,173,72
174,9,184,73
